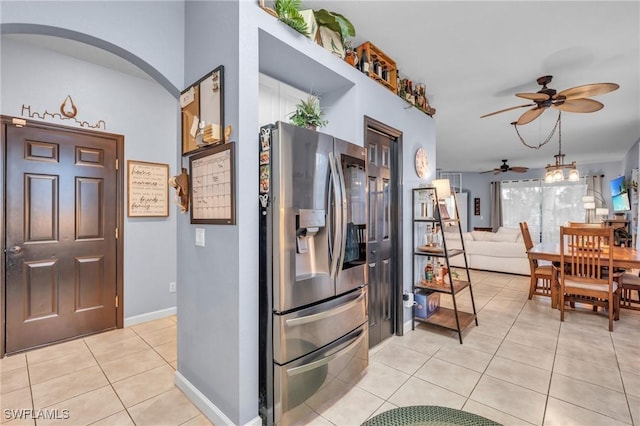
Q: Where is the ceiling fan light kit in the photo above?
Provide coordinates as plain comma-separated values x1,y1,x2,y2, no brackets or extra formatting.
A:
544,153,579,183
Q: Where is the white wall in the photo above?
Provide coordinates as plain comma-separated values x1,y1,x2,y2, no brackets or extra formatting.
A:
0,0,185,93
0,36,180,319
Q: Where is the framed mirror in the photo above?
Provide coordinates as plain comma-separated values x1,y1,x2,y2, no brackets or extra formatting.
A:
181,65,224,156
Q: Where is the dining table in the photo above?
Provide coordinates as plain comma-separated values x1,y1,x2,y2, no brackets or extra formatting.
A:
528,242,640,308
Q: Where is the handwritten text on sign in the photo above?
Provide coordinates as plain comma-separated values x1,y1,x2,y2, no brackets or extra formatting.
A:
128,161,169,217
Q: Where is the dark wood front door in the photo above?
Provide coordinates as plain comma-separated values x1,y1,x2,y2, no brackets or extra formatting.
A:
3,119,122,354
365,121,400,348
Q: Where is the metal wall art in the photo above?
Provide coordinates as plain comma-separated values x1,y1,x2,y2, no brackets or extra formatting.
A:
21,95,106,129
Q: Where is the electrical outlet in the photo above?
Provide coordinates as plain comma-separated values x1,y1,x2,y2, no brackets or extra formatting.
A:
169,282,176,293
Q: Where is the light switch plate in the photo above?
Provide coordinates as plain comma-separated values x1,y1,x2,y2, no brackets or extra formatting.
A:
195,228,205,247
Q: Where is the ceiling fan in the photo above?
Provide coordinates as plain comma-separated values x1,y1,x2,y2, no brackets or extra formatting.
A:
481,159,529,175
481,75,619,125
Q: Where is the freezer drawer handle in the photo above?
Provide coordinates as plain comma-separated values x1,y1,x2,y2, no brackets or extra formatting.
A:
285,291,365,327
286,331,366,377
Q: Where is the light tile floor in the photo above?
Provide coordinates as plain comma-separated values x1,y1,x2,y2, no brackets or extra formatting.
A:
1,270,639,426
0,315,212,426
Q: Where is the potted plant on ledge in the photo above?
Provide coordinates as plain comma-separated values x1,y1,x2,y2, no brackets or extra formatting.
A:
289,96,328,130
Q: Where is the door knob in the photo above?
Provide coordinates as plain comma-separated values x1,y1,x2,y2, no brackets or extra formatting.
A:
370,250,376,254
9,246,22,254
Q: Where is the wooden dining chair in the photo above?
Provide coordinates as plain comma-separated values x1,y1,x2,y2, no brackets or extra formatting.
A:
520,222,556,304
567,222,604,228
620,269,640,310
559,226,620,331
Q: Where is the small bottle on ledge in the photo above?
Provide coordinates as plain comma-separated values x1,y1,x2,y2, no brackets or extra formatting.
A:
425,261,433,282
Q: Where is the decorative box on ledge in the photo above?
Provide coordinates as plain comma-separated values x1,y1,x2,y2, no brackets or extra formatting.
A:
356,41,397,94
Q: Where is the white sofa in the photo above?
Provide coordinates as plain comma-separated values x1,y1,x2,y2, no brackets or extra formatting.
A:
444,227,530,275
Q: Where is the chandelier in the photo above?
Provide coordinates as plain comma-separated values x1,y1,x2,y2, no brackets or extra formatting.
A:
542,112,579,183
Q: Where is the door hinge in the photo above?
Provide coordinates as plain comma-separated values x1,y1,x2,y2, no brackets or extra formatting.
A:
115,159,119,170
115,228,119,239
115,295,119,308
12,118,27,127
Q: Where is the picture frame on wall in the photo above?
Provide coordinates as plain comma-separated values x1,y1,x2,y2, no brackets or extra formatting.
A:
181,65,224,156
189,142,235,225
127,160,169,217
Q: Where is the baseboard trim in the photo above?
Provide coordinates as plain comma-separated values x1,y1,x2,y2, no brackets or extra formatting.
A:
175,371,263,426
124,307,176,327
403,319,413,334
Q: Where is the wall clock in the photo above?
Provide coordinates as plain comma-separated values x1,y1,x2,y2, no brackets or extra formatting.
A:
414,147,429,178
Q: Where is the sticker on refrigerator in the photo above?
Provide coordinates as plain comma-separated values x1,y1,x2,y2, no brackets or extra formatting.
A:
259,164,270,194
260,127,271,151
259,151,270,165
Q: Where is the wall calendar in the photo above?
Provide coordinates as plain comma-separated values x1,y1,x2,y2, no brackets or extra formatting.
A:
189,142,235,224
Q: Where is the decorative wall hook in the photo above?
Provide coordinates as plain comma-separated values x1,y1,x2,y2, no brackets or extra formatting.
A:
60,95,78,118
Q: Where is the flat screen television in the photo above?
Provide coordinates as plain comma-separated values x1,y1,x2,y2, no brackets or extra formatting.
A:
610,175,631,212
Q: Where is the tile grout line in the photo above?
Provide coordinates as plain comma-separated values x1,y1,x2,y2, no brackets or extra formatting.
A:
24,353,36,426
82,337,137,425
458,275,547,425
541,306,563,426
610,330,635,425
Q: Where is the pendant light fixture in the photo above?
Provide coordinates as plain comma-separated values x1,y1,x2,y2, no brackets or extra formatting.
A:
542,112,579,183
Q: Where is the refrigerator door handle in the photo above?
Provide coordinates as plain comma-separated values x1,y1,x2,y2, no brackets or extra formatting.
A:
285,290,365,327
328,152,342,279
285,330,366,376
335,153,348,272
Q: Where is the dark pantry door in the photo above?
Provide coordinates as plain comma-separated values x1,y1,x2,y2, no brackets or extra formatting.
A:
366,128,396,348
4,121,119,354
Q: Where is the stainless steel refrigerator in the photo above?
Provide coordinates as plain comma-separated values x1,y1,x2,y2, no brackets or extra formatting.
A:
259,122,368,426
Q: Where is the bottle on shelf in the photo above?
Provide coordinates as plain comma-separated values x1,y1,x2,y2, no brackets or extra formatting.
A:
359,48,370,74
424,260,433,282
372,59,381,77
424,225,432,246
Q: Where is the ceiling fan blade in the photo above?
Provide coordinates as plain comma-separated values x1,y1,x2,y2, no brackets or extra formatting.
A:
494,170,502,175
516,107,546,125
555,83,619,101
509,167,529,173
515,92,550,101
552,98,604,113
480,103,535,118
479,169,497,174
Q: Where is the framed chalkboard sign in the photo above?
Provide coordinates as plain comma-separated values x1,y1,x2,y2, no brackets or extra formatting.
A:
127,160,169,217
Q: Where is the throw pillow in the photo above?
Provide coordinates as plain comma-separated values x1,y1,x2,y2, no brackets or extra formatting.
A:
492,232,519,243
471,231,495,241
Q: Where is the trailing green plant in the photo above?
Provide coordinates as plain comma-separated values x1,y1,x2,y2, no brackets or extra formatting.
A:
313,9,355,44
289,96,328,129
274,0,308,36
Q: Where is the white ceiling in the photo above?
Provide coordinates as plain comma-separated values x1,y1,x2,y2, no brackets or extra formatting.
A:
5,2,639,174
306,0,640,172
